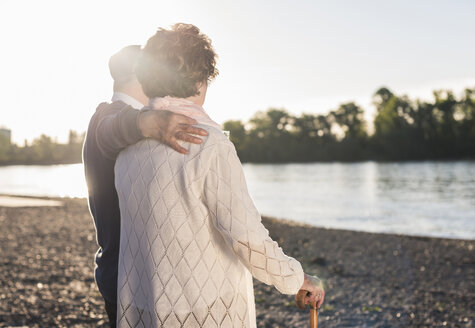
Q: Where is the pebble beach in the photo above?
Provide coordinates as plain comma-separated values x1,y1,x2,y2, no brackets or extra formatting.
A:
0,197,473,327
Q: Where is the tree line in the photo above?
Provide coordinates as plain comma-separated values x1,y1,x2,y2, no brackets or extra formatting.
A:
0,130,84,165
224,87,475,162
0,86,474,165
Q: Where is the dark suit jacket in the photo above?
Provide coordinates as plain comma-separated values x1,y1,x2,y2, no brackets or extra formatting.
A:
83,100,144,303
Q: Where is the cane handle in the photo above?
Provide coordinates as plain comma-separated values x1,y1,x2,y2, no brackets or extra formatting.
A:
296,290,319,328
295,289,308,310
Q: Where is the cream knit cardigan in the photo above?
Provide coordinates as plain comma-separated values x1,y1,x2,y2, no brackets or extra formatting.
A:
114,99,304,328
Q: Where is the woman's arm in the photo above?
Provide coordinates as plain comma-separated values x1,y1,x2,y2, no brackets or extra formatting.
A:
204,138,304,294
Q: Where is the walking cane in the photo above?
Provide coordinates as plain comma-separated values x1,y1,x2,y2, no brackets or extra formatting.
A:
295,289,318,328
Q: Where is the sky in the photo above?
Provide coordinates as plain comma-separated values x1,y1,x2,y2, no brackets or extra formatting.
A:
0,0,474,144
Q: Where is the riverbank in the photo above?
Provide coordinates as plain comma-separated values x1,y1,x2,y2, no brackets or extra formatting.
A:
0,197,473,327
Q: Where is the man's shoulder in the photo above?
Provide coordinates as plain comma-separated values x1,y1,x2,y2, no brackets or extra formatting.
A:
89,100,133,126
86,101,130,137
95,100,129,113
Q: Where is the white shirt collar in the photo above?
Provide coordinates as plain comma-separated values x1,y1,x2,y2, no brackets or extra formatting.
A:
111,92,145,110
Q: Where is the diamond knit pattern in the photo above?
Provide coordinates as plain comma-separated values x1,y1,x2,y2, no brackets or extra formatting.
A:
115,125,304,328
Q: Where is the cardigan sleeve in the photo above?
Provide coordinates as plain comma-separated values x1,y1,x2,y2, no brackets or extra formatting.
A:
203,138,304,295
94,102,146,160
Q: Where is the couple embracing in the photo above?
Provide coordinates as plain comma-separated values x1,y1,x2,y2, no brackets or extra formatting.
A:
84,23,324,328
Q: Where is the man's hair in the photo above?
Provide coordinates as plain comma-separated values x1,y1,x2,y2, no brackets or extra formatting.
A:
109,45,141,91
135,23,218,99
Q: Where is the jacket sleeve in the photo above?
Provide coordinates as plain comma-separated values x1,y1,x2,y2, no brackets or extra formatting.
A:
94,103,146,160
203,138,304,294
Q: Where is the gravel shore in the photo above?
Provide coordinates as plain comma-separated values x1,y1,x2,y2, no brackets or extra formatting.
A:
0,197,473,327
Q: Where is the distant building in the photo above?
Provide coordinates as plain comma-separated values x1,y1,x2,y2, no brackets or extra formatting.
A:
0,128,11,143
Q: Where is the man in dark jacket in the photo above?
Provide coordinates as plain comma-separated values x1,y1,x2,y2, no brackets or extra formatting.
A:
83,45,208,327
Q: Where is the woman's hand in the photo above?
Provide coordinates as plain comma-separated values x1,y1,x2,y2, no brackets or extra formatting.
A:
299,273,325,309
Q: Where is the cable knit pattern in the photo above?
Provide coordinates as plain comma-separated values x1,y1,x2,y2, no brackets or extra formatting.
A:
115,124,304,328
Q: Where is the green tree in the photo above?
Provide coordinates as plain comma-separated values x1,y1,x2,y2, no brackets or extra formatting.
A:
293,114,333,141
223,120,247,156
0,134,11,162
31,134,56,163
373,88,414,137
246,109,296,162
460,88,475,137
331,102,367,140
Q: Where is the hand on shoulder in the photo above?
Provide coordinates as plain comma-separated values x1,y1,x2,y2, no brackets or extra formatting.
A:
137,110,209,154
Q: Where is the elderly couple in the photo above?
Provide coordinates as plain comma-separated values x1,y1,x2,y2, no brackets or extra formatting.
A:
83,23,325,328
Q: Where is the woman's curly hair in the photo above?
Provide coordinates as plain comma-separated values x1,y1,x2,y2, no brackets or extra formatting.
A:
136,23,218,99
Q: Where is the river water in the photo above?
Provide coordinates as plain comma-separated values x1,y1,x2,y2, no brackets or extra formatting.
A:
1,161,474,239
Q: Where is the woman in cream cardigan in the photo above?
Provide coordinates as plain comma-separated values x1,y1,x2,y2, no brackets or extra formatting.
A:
114,23,325,328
